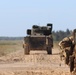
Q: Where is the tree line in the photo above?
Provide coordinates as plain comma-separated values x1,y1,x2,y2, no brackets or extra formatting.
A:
0,37,23,40
0,29,72,41
52,29,72,41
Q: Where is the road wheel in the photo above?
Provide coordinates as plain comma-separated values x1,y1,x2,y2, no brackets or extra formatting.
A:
47,47,52,54
24,45,30,55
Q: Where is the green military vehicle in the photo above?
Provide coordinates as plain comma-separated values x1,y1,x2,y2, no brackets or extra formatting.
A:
23,23,53,55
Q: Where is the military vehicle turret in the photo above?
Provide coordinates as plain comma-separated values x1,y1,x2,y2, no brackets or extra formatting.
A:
23,23,53,55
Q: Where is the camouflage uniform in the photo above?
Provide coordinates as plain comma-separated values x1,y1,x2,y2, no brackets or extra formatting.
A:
59,36,74,65
59,30,76,72
59,36,73,49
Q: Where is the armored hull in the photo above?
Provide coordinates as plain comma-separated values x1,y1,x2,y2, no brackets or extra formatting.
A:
23,23,53,54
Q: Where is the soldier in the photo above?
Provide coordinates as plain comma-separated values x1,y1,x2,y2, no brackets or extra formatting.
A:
59,29,76,72
59,36,74,65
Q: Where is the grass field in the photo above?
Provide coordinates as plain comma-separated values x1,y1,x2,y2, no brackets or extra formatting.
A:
0,40,23,56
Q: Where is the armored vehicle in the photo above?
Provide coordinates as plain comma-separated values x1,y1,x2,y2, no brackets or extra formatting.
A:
23,23,53,55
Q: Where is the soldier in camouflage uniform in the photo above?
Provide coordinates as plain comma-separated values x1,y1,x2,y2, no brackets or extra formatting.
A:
59,36,75,65
59,29,76,73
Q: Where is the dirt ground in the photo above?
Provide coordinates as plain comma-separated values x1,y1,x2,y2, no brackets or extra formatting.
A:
0,48,71,75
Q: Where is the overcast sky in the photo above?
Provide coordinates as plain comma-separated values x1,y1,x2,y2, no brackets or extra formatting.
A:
0,0,76,36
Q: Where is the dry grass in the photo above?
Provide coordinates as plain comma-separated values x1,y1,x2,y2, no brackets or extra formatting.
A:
0,40,23,56
54,41,59,48
0,40,59,56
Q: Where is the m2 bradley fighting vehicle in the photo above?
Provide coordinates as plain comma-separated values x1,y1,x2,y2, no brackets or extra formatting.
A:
23,23,53,55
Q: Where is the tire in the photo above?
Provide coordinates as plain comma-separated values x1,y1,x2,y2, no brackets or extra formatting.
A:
24,45,30,55
47,47,52,54
69,56,74,72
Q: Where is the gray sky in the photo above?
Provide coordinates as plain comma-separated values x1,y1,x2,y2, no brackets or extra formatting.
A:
0,0,76,36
